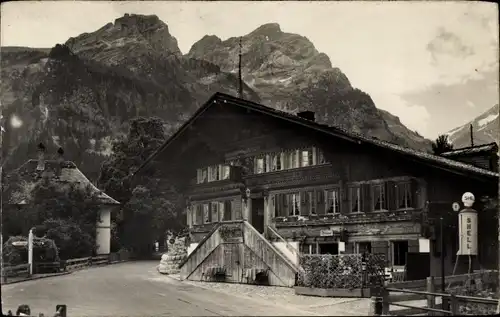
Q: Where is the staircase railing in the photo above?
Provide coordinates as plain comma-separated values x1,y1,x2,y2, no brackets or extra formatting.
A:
266,225,300,263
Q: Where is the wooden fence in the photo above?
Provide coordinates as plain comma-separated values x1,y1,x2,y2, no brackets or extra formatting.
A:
371,271,498,316
1,263,30,283
1,250,131,282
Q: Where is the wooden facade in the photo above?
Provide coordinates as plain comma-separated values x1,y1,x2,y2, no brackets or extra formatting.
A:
136,93,499,285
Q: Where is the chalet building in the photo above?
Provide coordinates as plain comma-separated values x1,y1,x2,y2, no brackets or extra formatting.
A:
2,144,120,255
134,93,498,286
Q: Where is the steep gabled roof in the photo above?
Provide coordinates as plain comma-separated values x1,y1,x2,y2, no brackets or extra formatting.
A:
135,92,499,181
440,142,498,157
4,159,120,205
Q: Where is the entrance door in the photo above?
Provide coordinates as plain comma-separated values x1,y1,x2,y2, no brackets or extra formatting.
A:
223,243,241,282
251,198,265,234
319,243,339,255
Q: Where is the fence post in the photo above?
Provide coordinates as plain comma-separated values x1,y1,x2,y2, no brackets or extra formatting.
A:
449,294,459,315
369,296,383,316
381,288,389,315
426,276,435,316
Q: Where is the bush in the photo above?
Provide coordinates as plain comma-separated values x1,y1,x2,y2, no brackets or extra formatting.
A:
35,219,95,260
2,235,59,266
297,254,385,289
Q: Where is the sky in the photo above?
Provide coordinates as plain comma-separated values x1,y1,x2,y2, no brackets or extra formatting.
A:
1,1,498,138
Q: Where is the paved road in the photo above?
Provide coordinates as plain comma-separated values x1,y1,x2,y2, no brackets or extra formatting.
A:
1,261,315,316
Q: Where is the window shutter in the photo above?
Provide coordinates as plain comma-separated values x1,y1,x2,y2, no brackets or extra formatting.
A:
265,154,270,172
386,180,397,211
254,157,258,174
346,242,355,254
219,202,225,221
197,169,202,184
300,191,309,216
312,147,317,165
186,206,192,226
316,190,325,215
295,150,300,168
361,183,372,213
207,166,212,182
410,178,420,208
341,183,349,215
280,152,286,169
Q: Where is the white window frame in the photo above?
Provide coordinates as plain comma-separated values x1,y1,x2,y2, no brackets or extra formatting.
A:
372,184,387,211
317,148,326,164
350,186,362,213
325,188,340,214
222,165,230,180
288,192,301,216
203,204,210,223
396,182,412,209
271,153,282,171
255,157,265,174
301,150,310,167
308,191,316,215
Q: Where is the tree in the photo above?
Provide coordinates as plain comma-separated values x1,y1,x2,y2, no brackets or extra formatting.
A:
98,117,185,255
432,134,454,155
2,178,103,259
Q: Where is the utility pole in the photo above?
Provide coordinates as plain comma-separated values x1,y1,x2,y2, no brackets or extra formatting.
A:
238,37,243,99
470,124,474,147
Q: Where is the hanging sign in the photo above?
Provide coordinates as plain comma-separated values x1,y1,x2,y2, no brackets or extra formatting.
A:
320,229,334,237
338,241,345,252
457,209,478,256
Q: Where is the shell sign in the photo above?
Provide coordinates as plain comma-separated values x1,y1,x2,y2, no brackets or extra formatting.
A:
457,209,478,256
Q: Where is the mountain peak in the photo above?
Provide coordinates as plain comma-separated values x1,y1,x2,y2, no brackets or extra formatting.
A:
249,23,282,36
66,13,181,61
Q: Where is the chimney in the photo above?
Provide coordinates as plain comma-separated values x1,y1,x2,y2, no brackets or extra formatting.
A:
36,143,46,171
57,147,65,164
297,111,315,122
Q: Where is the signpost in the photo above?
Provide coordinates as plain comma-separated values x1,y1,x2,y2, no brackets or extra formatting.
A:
28,228,34,275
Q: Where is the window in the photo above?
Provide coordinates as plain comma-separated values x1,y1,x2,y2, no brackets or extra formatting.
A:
317,149,326,164
222,165,230,180
301,150,313,167
208,165,220,182
392,241,408,266
195,205,203,225
286,193,300,216
211,202,219,222
357,242,372,254
372,184,387,211
203,204,210,223
307,191,316,215
288,151,297,169
396,182,412,209
271,153,282,171
197,168,208,184
300,243,318,255
350,187,361,213
255,157,265,174
223,200,232,221
325,189,340,214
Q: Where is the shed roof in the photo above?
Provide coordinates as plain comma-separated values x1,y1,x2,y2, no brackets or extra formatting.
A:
4,159,120,205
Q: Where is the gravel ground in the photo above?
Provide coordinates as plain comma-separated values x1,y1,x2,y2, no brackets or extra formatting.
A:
173,275,372,316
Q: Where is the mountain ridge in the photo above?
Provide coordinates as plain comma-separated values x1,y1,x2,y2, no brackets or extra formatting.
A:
1,13,432,181
446,104,499,149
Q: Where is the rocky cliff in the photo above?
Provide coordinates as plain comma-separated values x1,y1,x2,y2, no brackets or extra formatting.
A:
1,14,431,181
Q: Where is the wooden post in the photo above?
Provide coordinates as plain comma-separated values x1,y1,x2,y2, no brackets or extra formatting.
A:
449,294,459,315
426,276,435,316
369,296,383,316
381,288,389,315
